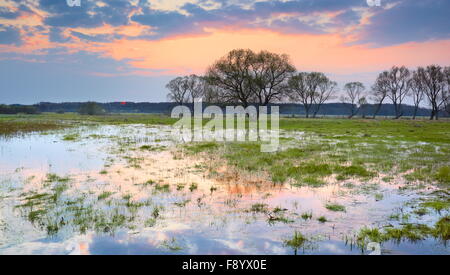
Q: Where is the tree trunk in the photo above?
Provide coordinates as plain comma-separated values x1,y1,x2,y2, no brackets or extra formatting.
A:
372,103,382,119
412,105,418,120
429,109,435,120
312,109,318,118
393,102,400,119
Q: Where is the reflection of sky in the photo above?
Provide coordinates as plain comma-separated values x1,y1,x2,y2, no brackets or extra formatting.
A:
0,126,449,255
0,132,105,174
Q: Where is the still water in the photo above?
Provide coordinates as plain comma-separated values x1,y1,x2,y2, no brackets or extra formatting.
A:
0,125,448,254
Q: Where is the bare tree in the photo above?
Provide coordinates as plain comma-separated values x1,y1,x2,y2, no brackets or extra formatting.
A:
358,96,369,118
288,73,312,117
206,49,258,108
384,66,411,119
288,72,334,118
341,82,365,118
416,65,449,120
312,76,337,118
166,75,206,109
371,71,389,118
202,81,222,104
444,66,450,117
408,71,425,119
185,74,205,105
206,49,296,108
250,51,296,106
166,77,189,105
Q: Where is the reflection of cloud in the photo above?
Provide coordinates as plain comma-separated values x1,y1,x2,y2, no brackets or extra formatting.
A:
0,235,92,255
319,242,351,255
84,228,287,255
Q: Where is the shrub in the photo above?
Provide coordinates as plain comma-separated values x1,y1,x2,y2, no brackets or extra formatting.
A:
78,102,106,115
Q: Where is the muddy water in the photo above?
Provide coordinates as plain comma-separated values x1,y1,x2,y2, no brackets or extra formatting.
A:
0,125,448,255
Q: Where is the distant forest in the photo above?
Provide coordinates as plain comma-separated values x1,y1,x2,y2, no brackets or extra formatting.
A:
1,102,448,118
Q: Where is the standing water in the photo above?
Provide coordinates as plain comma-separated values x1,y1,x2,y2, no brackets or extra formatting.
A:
0,125,448,254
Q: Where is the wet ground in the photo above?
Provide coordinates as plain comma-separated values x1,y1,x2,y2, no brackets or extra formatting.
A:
0,125,448,254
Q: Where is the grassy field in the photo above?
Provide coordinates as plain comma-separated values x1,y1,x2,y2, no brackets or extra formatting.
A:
2,112,450,142
1,112,449,253
6,112,447,185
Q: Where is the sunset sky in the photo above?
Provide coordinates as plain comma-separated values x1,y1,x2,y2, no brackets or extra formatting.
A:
1,0,449,104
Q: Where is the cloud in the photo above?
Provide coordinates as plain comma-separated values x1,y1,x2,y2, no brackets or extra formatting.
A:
358,0,450,46
70,31,117,43
0,24,22,45
49,27,72,43
0,6,21,19
131,0,361,39
40,0,134,28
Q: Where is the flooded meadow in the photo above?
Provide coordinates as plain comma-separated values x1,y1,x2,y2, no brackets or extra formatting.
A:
0,121,449,255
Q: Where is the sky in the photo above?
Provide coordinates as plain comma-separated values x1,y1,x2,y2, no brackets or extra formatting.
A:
0,0,449,104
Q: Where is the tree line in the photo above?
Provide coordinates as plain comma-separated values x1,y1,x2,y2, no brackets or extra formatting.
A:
0,104,39,114
166,49,450,120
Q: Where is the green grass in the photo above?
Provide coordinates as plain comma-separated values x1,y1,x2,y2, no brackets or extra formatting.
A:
0,119,69,137
97,191,114,200
168,115,450,188
434,216,450,241
250,203,268,213
2,114,449,143
279,118,450,144
189,183,198,192
0,113,177,126
355,217,450,249
284,232,310,254
62,133,80,141
301,212,313,220
174,199,190,207
325,203,346,212
139,145,166,151
45,173,71,183
185,142,220,154
421,198,450,212
3,113,449,188
154,183,170,193
434,166,450,184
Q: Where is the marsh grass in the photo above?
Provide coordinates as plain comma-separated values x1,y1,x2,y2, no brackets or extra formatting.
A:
421,199,450,212
180,117,449,190
139,145,166,151
174,199,190,208
250,203,268,213
267,215,294,225
98,191,114,200
0,119,69,137
355,216,450,250
189,183,198,192
301,212,313,220
45,173,70,183
160,237,183,251
154,183,170,193
14,182,164,237
325,203,346,212
62,133,80,141
283,231,311,255
2,114,450,251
